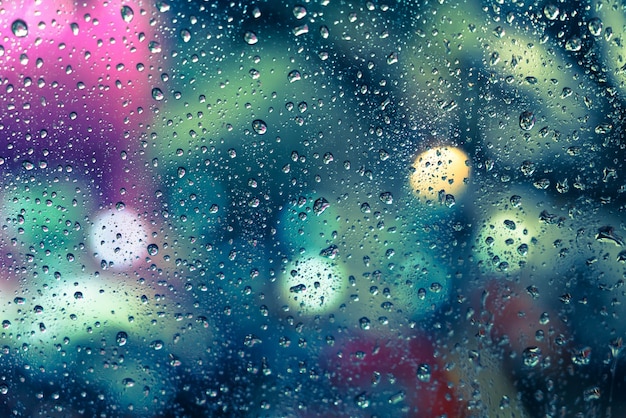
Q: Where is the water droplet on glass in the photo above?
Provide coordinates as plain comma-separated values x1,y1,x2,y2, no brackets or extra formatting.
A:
244,31,258,45
177,167,186,178
387,52,398,65
416,364,431,382
288,70,301,83
147,244,159,256
543,4,559,20
152,88,164,101
0,384,8,395
571,346,591,366
11,19,28,37
355,392,370,409
252,119,267,134
588,18,603,37
180,29,191,43
293,5,307,19
148,41,162,53
519,111,536,131
313,197,330,215
122,378,135,388
522,346,542,367
73,291,83,300
359,317,371,330
379,192,393,204
116,331,128,346
596,226,625,246
583,387,601,402
565,36,582,52
121,5,134,23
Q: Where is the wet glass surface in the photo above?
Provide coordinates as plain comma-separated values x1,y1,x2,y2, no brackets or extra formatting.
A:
1,0,626,416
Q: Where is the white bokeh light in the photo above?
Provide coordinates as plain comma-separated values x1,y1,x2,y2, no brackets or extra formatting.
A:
89,209,148,269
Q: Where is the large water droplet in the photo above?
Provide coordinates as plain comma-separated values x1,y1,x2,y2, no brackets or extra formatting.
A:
588,18,603,37
252,119,267,134
244,31,258,45
522,346,542,367
121,5,134,23
152,87,164,101
147,244,159,256
519,111,536,131
416,363,431,382
11,19,28,37
116,331,128,346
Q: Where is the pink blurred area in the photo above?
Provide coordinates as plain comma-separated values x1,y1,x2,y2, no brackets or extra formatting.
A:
0,0,165,204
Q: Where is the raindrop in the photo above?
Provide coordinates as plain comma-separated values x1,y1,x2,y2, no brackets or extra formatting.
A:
522,346,542,368
0,384,7,395
180,29,191,43
588,18,603,37
355,392,370,409
359,317,371,330
519,111,536,131
116,331,128,346
11,19,28,37
596,226,624,247
288,70,302,83
147,244,159,256
543,4,559,20
252,119,267,134
379,192,393,204
565,36,582,52
293,5,307,19
121,5,134,23
148,41,162,53
152,88,164,101
313,197,330,215
244,31,258,45
571,347,591,366
73,291,83,300
416,364,431,382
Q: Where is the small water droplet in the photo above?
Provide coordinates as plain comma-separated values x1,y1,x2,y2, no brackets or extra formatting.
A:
122,378,135,388
0,384,8,395
252,119,267,134
11,19,28,37
74,291,83,300
121,5,134,23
